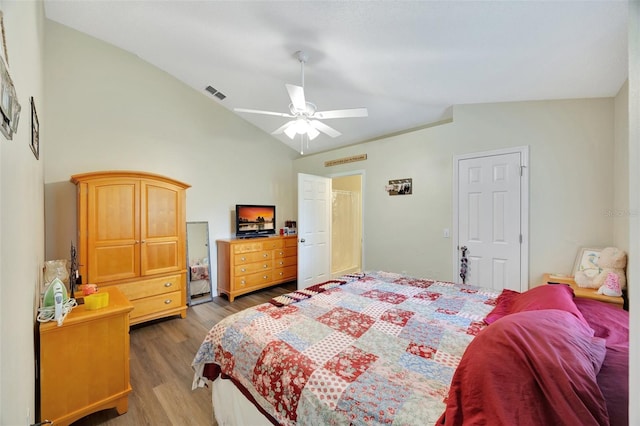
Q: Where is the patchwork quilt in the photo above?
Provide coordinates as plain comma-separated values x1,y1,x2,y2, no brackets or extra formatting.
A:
192,271,500,425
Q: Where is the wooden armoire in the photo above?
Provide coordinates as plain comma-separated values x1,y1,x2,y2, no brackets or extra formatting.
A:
71,171,190,325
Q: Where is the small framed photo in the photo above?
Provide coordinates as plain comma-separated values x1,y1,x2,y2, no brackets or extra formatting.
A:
572,247,602,278
30,97,39,160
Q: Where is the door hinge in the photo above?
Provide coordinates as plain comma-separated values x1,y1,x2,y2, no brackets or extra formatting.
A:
520,165,526,176
519,234,523,244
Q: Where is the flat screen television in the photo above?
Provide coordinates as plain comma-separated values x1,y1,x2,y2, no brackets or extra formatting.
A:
235,204,276,238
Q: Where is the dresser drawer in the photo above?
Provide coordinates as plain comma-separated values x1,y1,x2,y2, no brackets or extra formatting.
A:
274,256,297,268
274,247,297,258
234,271,272,290
129,290,183,320
274,265,297,282
233,242,263,254
262,239,284,250
234,260,273,275
234,250,271,265
284,237,298,248
117,274,182,300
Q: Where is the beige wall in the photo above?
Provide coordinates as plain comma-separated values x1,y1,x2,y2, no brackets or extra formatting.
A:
613,80,629,252
0,1,45,424
628,1,639,423
43,21,299,288
295,98,616,286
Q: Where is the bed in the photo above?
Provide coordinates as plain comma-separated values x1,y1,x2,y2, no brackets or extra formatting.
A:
192,271,629,425
189,258,211,297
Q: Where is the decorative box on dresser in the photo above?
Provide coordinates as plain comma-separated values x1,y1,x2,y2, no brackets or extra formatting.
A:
39,287,134,425
71,171,190,325
217,235,297,301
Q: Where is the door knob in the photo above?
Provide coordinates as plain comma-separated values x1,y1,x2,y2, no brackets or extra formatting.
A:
300,238,306,243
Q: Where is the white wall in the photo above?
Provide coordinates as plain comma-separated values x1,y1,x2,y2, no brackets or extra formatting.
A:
613,81,629,252
627,1,638,423
294,98,616,286
0,1,44,424
43,21,299,287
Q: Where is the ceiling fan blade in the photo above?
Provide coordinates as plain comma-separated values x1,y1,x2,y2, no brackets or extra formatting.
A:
310,120,342,138
234,108,294,118
271,120,296,135
285,84,307,112
314,108,368,119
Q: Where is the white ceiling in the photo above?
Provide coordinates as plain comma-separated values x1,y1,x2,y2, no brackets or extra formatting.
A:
43,1,628,155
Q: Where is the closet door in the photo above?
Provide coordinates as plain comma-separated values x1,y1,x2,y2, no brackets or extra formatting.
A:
140,180,186,276
87,179,141,283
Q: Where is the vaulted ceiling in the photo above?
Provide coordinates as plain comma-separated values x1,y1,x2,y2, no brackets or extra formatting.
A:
44,1,628,155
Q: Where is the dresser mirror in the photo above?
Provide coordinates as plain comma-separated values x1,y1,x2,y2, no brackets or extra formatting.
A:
186,221,214,305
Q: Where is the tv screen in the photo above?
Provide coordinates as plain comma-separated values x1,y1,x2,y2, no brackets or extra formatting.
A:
235,204,276,238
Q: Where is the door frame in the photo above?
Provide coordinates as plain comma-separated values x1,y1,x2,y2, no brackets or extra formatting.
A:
452,146,529,290
328,170,366,276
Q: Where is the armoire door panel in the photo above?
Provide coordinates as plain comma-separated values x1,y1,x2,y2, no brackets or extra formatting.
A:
143,241,180,275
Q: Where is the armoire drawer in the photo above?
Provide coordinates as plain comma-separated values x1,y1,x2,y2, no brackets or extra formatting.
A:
117,274,182,300
129,290,183,321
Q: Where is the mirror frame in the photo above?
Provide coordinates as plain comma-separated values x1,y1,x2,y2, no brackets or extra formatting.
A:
186,221,214,306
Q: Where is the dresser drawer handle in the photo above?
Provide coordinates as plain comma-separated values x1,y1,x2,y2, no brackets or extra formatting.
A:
241,256,246,261
279,251,284,255
241,268,246,272
164,299,172,304
279,272,284,276
164,282,172,287
241,280,246,284
263,275,268,279
279,261,284,265
263,264,268,268
263,254,268,258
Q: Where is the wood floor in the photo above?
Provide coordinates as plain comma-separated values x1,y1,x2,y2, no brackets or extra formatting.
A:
71,281,297,426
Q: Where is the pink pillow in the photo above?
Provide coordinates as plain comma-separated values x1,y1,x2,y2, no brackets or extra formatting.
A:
484,284,588,327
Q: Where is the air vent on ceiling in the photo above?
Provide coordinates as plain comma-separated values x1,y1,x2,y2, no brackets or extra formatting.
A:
205,85,226,101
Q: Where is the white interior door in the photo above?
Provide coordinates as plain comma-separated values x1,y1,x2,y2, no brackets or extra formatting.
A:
455,148,528,291
298,173,331,289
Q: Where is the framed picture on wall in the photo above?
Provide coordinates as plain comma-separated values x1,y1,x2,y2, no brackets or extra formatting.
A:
30,97,39,160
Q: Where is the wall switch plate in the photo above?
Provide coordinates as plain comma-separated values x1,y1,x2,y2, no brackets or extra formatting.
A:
443,228,450,238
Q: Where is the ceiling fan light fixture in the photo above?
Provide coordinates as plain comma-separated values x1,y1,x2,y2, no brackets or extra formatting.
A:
284,125,297,139
307,126,320,140
293,117,310,134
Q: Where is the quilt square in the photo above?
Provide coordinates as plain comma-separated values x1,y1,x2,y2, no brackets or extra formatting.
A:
324,345,379,382
317,307,375,338
406,342,437,360
414,291,442,302
380,307,415,327
252,340,316,422
433,296,465,315
303,330,354,366
336,371,412,424
399,318,444,349
393,276,435,289
256,303,299,319
361,289,408,305
304,368,350,410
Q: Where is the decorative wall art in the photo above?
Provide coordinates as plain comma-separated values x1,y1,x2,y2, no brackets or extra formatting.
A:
385,178,412,195
30,97,39,159
0,11,20,141
572,247,602,278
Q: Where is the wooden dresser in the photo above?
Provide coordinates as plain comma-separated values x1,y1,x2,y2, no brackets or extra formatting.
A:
71,171,190,325
217,235,297,301
39,287,134,425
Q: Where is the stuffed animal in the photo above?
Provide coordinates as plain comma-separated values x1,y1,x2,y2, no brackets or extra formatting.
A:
597,272,623,297
574,247,627,290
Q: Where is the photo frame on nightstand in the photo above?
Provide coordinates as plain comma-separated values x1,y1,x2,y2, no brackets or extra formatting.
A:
572,247,602,278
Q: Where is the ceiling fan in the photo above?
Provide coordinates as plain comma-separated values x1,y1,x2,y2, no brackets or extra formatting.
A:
234,51,368,151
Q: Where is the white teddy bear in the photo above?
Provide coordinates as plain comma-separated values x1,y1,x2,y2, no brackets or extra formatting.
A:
574,247,627,292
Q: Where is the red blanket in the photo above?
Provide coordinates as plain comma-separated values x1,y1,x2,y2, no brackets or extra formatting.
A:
437,309,608,426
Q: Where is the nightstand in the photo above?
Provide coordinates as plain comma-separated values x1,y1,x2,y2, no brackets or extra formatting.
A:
542,273,624,308
39,286,134,425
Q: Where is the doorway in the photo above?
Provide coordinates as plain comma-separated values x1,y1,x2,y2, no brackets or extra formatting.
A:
453,147,529,291
331,174,363,277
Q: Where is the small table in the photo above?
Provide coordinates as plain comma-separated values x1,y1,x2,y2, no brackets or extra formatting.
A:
542,273,624,308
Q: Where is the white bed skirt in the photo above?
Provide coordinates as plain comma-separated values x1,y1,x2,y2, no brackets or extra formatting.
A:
212,376,272,426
